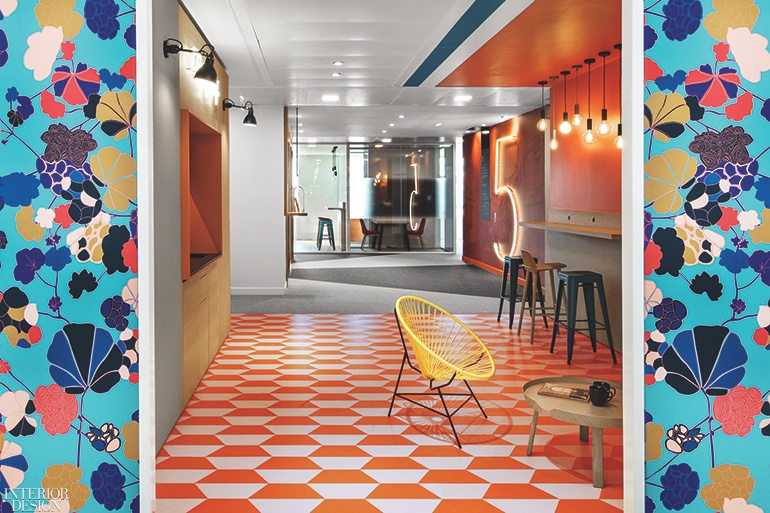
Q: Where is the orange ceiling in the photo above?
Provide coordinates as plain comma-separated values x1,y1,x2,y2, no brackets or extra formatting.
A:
439,0,621,88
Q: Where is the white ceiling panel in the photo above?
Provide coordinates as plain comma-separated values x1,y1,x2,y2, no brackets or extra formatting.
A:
181,0,547,139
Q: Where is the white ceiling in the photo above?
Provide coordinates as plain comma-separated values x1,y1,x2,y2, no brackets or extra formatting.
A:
181,0,546,141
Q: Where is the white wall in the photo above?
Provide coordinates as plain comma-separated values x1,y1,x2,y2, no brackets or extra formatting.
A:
137,0,182,510
230,103,288,295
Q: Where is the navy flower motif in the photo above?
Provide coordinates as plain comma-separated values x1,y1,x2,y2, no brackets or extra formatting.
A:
685,95,705,120
90,462,126,510
100,296,130,331
0,172,41,207
0,230,7,250
731,236,749,249
48,295,63,313
659,463,699,510
645,25,659,51
102,225,130,274
661,0,703,42
656,70,687,92
13,248,46,285
755,177,770,208
730,298,746,315
124,24,136,50
0,29,8,68
653,298,687,333
689,272,723,300
99,68,127,91
748,250,770,286
44,246,72,272
85,0,121,40
652,227,685,277
68,269,99,299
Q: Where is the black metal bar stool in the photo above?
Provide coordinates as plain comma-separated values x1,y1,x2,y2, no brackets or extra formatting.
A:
550,270,617,365
317,217,335,250
497,256,547,329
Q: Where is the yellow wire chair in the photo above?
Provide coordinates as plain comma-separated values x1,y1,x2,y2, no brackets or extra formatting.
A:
389,296,496,448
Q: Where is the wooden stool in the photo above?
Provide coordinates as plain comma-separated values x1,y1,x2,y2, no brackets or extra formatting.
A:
317,217,335,250
550,270,617,365
517,250,566,345
497,256,547,329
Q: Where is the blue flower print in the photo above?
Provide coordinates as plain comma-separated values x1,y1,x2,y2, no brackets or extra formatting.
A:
755,177,770,208
0,29,8,68
656,70,687,92
653,297,687,333
90,462,126,510
45,246,72,272
659,463,699,510
662,0,703,42
13,248,46,285
84,0,121,40
645,25,659,51
0,172,41,207
720,249,751,274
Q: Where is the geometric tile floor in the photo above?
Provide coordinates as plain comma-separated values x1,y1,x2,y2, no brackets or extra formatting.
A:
157,314,623,513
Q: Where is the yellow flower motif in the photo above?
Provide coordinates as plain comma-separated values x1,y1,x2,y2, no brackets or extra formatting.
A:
646,422,665,461
644,149,698,214
644,92,690,143
675,215,724,265
700,463,755,511
122,420,139,461
749,209,770,244
41,462,91,511
34,0,84,40
66,212,111,263
96,91,137,141
16,206,45,242
703,0,759,41
90,147,137,211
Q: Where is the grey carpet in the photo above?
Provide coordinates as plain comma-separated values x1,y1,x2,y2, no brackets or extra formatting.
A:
290,264,499,298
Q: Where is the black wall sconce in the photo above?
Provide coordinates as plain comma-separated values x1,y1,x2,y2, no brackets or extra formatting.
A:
222,98,257,127
163,38,218,84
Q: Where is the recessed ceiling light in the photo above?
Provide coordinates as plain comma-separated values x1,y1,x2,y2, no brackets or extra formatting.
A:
481,123,487,127
348,136,366,143
375,144,383,148
481,129,490,135
331,72,341,77
332,61,344,66
454,95,473,102
434,123,442,127
299,130,304,133
382,138,392,143
399,115,404,119
298,123,303,127
308,144,316,148
382,130,387,133
308,138,318,143
297,114,302,118
389,123,395,127
322,94,339,102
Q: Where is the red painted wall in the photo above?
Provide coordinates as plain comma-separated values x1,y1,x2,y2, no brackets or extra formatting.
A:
550,57,622,213
463,110,545,273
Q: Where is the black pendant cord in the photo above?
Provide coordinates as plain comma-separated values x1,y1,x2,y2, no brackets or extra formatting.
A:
584,58,595,119
616,43,623,135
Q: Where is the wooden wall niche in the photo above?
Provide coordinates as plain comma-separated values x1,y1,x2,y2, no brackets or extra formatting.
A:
182,110,223,280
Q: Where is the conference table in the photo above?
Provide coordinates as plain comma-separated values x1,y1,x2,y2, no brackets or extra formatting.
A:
371,217,412,251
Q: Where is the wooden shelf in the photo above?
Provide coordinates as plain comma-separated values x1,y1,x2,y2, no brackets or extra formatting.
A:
519,221,622,240
285,211,308,216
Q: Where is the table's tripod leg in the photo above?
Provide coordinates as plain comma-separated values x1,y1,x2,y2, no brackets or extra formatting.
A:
592,427,604,488
527,411,539,456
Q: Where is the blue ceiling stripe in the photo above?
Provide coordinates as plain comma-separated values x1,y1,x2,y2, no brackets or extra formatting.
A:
404,0,507,87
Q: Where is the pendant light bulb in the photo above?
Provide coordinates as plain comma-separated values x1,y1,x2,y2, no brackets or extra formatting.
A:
559,70,571,134
597,109,611,136
582,118,595,144
572,110,583,127
550,129,559,150
597,51,611,136
614,123,623,148
536,80,548,131
571,64,583,126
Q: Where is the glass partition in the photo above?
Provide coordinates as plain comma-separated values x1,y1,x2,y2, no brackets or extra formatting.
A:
294,142,453,252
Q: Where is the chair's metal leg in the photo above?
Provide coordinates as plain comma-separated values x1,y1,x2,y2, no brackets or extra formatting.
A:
437,387,462,449
388,352,407,416
464,380,486,418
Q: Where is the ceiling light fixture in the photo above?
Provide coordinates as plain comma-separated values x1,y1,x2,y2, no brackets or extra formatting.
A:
222,98,257,126
582,58,596,144
382,138,392,143
614,43,623,149
322,94,340,102
331,72,341,77
454,95,473,102
549,75,559,150
332,61,344,66
559,70,572,134
597,50,612,136
571,64,583,126
389,123,395,127
163,38,218,84
382,130,387,133
435,123,442,127
536,80,548,132
399,115,404,119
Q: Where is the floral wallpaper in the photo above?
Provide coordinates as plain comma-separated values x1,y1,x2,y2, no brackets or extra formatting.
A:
0,0,138,512
644,0,770,512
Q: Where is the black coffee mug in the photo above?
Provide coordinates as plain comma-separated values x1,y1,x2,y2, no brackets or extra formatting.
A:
589,384,615,406
592,382,616,399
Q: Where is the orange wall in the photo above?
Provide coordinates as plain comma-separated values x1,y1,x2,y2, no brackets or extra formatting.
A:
549,57,622,213
463,110,545,272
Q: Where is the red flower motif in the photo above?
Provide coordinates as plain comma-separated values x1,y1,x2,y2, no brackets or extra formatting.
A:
725,92,754,122
717,206,740,231
119,56,136,82
61,41,76,61
34,384,78,436
645,57,663,83
645,241,663,276
0,359,10,374
54,204,74,229
713,42,730,63
754,327,769,348
40,90,66,120
684,64,740,108
122,239,137,274
713,385,764,437
51,62,100,106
